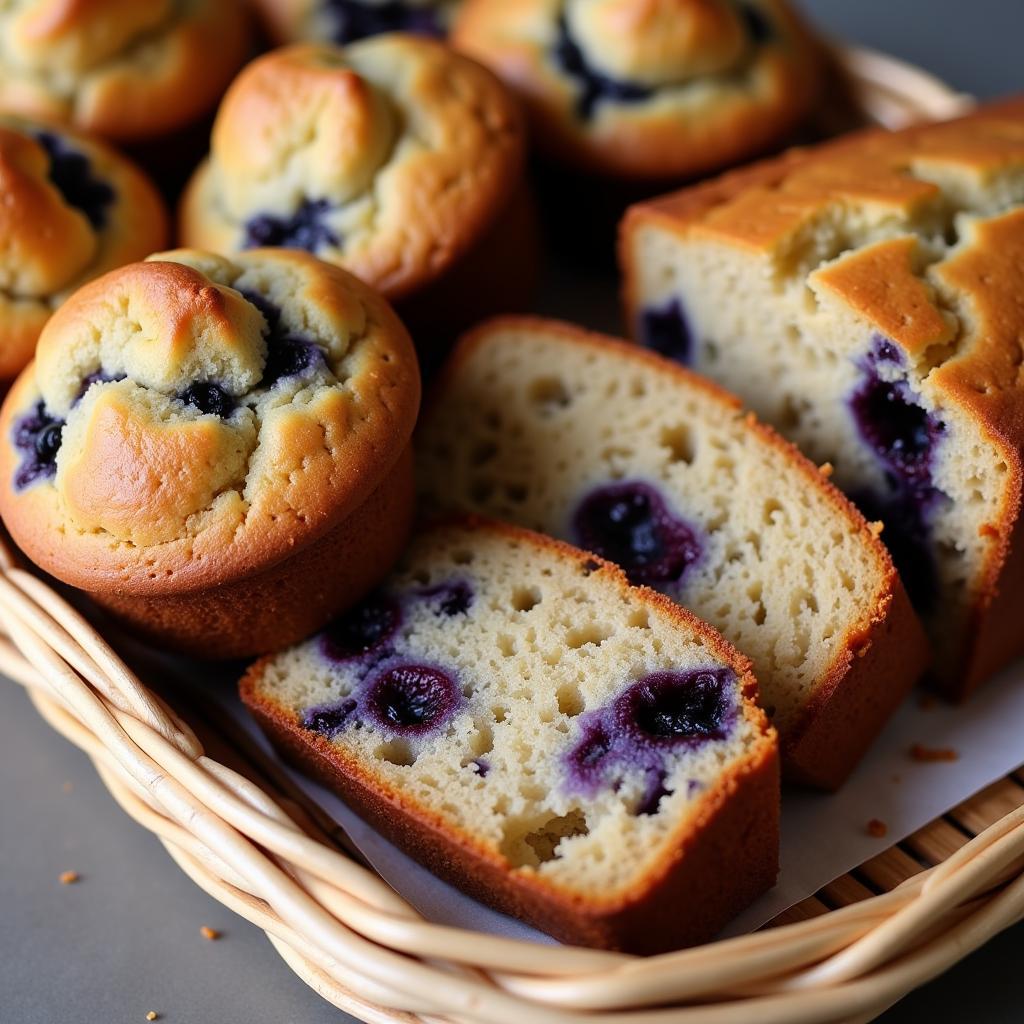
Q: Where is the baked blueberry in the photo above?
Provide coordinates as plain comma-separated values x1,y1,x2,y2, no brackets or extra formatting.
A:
12,402,65,490
615,670,732,743
419,580,474,616
239,290,324,387
320,593,401,662
738,2,774,44
323,0,444,43
178,382,236,417
364,663,463,733
572,482,702,586
74,371,125,405
302,698,358,737
34,131,115,230
244,199,339,253
641,300,692,365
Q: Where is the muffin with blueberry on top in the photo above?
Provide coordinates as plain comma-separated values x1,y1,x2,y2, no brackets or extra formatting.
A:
0,248,420,658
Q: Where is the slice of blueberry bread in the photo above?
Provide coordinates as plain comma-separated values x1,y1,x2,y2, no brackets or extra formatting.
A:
621,100,1024,698
416,318,929,789
241,518,778,952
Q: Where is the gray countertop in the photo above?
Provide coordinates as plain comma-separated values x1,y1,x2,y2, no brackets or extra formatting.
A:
2,2,1021,1021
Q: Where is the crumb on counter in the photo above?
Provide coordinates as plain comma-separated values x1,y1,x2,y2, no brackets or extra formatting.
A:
59,871,80,885
866,818,888,838
200,926,221,941
146,1013,158,1021
910,743,959,763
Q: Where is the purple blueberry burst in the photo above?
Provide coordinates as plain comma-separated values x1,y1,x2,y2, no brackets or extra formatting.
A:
320,592,402,663
363,662,464,734
565,668,736,816
640,299,692,365
178,381,236,417
572,481,702,587
323,0,445,43
34,131,115,230
12,401,65,490
243,199,340,254
302,698,358,738
239,289,325,389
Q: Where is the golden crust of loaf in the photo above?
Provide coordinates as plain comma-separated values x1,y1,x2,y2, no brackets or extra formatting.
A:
251,0,462,46
242,517,779,951
0,114,167,382
0,0,250,141
621,99,1024,697
179,36,525,302
451,0,823,180
0,248,420,603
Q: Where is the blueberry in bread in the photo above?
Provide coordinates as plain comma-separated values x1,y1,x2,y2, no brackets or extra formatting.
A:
621,100,1024,699
0,0,249,142
0,249,420,658
252,0,461,45
451,0,823,181
180,37,535,353
241,518,779,952
416,318,929,789
0,114,167,384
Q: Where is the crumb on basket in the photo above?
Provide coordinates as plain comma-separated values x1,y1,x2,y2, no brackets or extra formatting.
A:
866,818,888,838
146,1012,158,1021
200,926,221,941
910,743,959,763
59,870,80,885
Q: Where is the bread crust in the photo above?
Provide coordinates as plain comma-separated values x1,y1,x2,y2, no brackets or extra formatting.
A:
620,99,1024,698
241,518,780,952
452,0,824,181
422,316,929,787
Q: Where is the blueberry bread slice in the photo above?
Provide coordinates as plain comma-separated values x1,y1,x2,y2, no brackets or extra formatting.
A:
241,518,778,953
622,100,1024,698
416,318,929,789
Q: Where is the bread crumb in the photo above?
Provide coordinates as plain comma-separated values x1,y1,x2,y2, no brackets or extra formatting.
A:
818,461,834,478
59,870,80,885
146,1013,158,1021
910,743,959,763
869,520,884,537
200,926,221,941
866,818,888,838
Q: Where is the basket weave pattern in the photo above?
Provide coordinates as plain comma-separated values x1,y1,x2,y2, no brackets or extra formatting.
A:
0,48,1013,1024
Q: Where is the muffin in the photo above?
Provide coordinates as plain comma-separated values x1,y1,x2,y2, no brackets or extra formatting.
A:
0,0,250,143
452,0,824,181
180,37,534,358
0,249,420,658
251,0,463,45
620,99,1024,699
242,517,779,952
0,114,167,385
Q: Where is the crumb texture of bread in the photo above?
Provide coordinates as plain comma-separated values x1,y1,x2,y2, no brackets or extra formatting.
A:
0,0,249,141
416,318,929,787
623,100,1024,696
452,0,823,180
252,0,461,46
242,519,779,951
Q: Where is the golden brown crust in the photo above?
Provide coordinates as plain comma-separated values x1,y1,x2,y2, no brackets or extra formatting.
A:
241,516,779,951
0,114,168,382
179,36,527,304
620,99,1024,697
0,0,251,142
452,0,824,181
423,316,927,788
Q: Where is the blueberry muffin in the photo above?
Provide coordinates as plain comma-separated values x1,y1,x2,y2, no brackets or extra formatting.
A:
0,0,250,142
622,99,1024,699
416,318,930,789
251,0,462,45
452,0,823,181
242,518,779,952
0,249,420,658
0,114,167,385
179,37,533,354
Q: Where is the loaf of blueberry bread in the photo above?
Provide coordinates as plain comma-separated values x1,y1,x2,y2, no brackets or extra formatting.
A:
416,318,929,789
252,0,461,45
621,99,1024,699
0,248,420,658
241,518,779,952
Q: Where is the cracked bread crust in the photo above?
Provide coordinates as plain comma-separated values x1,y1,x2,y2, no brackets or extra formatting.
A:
451,0,823,181
179,36,526,303
252,0,462,46
0,248,420,656
242,517,779,951
0,114,167,382
621,99,1024,696
0,0,250,142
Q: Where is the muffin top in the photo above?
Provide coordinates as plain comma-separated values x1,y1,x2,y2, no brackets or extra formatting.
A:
452,0,823,180
0,114,167,381
253,0,462,46
0,249,420,593
0,0,250,141
180,36,524,301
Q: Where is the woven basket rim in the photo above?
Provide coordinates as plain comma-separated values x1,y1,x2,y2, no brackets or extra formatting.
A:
4,44,1020,1024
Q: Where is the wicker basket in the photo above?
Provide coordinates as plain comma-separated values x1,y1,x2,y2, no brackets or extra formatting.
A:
2,46,1016,1024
